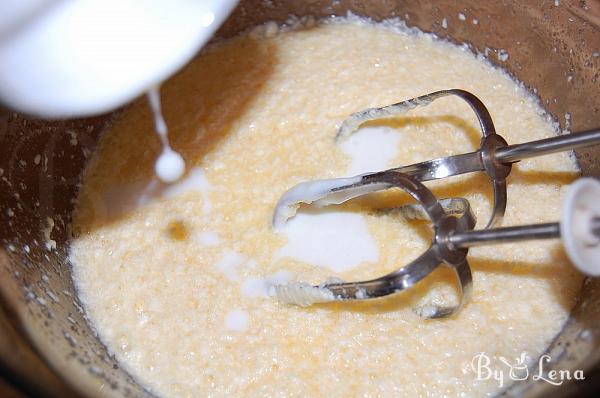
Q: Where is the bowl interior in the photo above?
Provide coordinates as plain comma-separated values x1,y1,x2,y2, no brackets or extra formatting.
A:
1,1,599,397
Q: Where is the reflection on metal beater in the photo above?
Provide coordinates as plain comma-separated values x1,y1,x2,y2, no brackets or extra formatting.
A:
271,90,600,318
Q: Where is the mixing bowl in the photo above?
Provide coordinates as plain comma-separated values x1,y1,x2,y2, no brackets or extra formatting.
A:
1,1,599,397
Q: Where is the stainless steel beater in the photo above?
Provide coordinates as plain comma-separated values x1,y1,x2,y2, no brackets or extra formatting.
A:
273,172,600,318
336,89,600,228
271,90,600,318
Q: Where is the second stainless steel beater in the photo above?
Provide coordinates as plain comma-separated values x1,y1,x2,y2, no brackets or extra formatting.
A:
271,90,600,318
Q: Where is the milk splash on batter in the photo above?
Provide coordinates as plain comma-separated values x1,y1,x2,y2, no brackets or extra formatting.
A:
273,126,401,272
276,209,379,272
147,86,185,183
339,126,401,175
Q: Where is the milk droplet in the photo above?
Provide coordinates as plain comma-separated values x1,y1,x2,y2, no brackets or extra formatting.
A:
197,231,219,246
155,148,185,183
147,86,186,183
224,309,249,332
216,250,245,281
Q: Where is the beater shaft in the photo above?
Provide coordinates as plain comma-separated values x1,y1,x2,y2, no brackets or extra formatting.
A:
449,218,600,248
390,128,600,182
496,128,600,163
448,222,561,247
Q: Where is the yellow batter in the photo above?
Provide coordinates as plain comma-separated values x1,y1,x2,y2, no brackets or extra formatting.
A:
70,18,583,397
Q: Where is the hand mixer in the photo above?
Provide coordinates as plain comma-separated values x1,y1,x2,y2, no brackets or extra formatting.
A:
271,89,600,318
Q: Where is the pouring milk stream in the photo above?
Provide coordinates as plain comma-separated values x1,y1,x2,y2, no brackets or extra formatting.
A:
0,0,239,182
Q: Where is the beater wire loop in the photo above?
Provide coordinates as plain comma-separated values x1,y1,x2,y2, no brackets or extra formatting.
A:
272,90,600,317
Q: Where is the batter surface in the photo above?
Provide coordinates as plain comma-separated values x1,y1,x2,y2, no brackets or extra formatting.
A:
70,18,583,397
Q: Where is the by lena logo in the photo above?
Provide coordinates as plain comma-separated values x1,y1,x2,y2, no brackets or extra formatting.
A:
471,352,585,388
